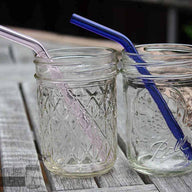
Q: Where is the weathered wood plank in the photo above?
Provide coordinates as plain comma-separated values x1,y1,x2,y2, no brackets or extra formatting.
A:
10,43,34,65
117,74,192,192
22,80,145,190
0,64,35,82
46,174,97,191
21,82,98,191
150,175,192,192
0,83,47,192
116,74,127,154
0,39,15,65
57,184,159,192
95,147,144,187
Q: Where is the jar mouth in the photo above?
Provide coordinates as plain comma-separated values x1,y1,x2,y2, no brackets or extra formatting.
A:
122,43,192,58
35,47,117,64
34,47,117,82
122,43,192,83
122,43,192,66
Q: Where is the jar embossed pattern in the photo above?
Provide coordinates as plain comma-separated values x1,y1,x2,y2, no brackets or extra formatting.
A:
122,44,192,176
34,47,117,177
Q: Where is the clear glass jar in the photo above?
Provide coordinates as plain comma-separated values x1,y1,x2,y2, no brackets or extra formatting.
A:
34,47,117,177
122,44,192,176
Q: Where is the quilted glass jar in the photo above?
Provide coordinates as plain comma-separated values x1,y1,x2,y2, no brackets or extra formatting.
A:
34,47,117,177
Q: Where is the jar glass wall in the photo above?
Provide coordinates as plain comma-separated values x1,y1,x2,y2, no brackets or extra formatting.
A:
122,44,192,176
34,47,118,177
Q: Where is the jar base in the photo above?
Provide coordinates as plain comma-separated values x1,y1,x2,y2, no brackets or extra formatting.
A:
129,159,192,177
43,160,115,178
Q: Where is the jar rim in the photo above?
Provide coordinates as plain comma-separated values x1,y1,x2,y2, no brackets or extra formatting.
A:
121,43,192,82
34,47,117,82
122,43,192,58
34,47,117,64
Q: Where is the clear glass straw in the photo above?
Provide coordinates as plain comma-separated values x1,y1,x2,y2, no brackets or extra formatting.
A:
0,25,50,58
0,25,108,160
70,13,192,160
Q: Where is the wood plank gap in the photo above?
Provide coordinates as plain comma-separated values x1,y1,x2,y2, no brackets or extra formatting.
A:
19,83,52,192
137,173,153,185
117,134,126,155
18,83,34,132
20,82,101,191
0,152,3,192
55,184,159,192
19,83,42,160
8,45,16,64
39,161,53,192
94,147,144,188
19,83,42,161
0,82,47,191
93,177,102,188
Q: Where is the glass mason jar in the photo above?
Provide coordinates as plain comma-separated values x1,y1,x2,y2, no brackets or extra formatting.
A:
34,47,118,177
122,44,192,176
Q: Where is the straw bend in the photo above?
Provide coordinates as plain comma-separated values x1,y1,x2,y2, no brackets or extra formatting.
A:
71,14,137,54
0,25,50,58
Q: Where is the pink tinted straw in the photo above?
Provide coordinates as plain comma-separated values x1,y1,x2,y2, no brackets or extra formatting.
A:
0,25,50,58
0,25,108,160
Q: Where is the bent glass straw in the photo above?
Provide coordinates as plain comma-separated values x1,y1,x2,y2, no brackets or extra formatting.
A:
0,25,50,58
0,25,108,160
70,13,192,160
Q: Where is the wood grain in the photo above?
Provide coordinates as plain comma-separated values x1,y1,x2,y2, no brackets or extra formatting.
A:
95,148,144,187
0,83,47,192
59,184,159,192
21,82,98,191
22,81,147,191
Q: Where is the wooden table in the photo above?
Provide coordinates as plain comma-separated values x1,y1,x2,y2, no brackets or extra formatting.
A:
0,28,192,192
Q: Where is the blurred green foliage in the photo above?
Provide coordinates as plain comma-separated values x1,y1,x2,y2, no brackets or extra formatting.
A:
183,24,192,40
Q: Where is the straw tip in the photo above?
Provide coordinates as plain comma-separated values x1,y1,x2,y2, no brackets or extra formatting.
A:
71,13,79,20
72,13,78,17
70,13,77,24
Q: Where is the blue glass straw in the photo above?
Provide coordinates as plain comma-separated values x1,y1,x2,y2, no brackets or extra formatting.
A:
70,13,192,160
